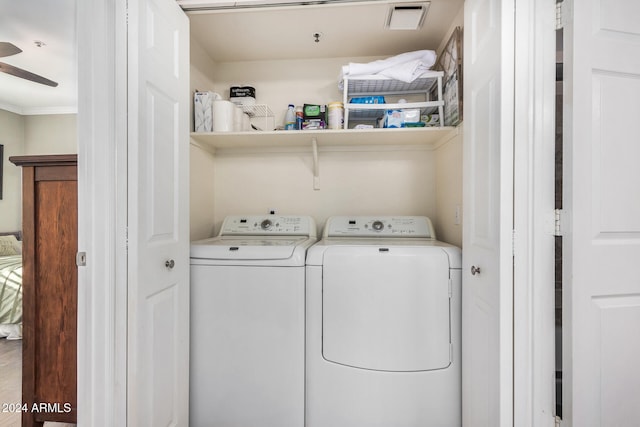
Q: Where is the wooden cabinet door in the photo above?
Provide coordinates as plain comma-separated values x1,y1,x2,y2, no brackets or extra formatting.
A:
10,155,78,427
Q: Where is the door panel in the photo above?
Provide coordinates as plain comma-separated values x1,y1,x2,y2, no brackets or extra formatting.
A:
565,0,640,425
128,0,190,425
462,0,514,425
470,76,499,248
591,72,640,235
322,247,451,372
146,86,179,239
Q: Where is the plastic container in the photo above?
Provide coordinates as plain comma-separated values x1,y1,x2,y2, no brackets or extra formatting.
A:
303,104,326,120
328,102,344,130
295,106,303,130
284,104,296,130
349,95,386,104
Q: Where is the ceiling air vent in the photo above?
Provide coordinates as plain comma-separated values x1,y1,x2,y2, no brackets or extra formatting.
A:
386,2,430,30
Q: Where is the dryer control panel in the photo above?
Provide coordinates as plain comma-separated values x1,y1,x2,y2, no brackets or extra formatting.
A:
220,215,317,237
324,216,435,238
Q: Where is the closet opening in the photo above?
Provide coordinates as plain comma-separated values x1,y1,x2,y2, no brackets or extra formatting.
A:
555,20,563,420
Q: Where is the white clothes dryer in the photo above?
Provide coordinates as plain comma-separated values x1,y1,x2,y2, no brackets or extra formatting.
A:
305,216,461,427
190,215,317,427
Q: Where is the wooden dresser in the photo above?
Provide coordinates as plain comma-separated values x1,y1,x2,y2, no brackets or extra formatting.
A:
10,155,77,427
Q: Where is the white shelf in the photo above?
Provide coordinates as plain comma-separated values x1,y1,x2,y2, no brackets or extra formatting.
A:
190,127,458,151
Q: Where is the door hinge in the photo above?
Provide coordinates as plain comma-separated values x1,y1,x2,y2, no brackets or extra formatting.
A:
76,251,87,267
554,209,563,236
556,1,565,30
448,279,453,298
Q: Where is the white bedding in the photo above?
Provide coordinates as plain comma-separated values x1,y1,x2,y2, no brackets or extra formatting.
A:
0,253,23,340
0,323,22,340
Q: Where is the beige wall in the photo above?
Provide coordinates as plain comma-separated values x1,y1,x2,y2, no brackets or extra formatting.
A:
188,33,464,247
0,110,77,232
189,140,464,244
0,109,25,232
435,129,463,247
189,37,218,241
190,143,216,240
24,114,77,155
211,147,436,237
190,37,219,133
213,56,382,129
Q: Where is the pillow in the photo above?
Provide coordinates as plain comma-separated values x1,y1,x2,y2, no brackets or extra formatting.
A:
0,235,21,256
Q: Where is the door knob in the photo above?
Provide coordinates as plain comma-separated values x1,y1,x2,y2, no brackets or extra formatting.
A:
165,259,175,270
471,265,481,276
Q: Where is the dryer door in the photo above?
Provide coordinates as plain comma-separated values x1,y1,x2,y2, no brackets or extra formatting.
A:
322,246,451,372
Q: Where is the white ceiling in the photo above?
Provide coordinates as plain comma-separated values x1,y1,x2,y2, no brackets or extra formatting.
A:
188,0,463,62
0,0,77,115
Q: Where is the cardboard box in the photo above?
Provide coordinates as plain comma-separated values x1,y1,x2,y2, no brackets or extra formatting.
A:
303,104,327,122
194,91,214,132
302,119,326,130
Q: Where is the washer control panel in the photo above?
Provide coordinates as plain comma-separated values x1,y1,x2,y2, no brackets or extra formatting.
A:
325,216,434,238
220,215,316,237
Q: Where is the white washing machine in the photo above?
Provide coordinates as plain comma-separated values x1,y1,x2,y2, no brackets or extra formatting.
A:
190,214,316,427
305,216,461,427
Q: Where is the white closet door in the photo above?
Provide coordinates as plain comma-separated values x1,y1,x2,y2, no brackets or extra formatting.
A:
127,0,190,425
564,0,640,425
462,0,515,425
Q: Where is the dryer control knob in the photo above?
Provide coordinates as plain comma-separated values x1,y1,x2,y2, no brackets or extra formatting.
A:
372,220,384,231
261,219,273,230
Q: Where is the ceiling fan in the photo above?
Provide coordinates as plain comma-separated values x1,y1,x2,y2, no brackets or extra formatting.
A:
0,42,58,87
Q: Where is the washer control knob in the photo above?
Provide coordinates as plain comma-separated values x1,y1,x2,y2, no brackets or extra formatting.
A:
261,219,273,230
372,220,384,231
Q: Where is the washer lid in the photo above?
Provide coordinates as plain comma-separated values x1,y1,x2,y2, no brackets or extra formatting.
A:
322,245,451,372
190,236,306,260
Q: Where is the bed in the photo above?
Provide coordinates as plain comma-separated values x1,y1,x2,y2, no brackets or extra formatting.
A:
0,231,23,340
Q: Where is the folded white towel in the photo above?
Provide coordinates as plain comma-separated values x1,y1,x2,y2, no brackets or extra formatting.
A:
378,58,431,82
340,50,437,88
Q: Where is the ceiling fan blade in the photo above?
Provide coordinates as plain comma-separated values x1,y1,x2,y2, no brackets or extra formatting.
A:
0,61,58,87
0,42,22,58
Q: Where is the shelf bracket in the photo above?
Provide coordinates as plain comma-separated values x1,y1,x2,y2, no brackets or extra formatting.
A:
311,137,320,190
